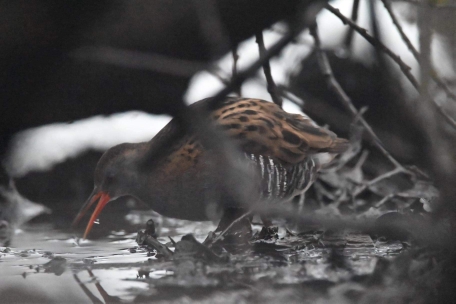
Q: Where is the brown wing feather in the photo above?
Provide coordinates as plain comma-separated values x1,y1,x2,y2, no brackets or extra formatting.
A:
207,98,348,164
160,135,203,177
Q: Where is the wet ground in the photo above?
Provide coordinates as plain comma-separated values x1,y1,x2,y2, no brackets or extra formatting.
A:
0,210,405,303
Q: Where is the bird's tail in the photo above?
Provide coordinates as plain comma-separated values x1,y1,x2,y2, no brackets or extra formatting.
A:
326,138,350,153
314,138,350,170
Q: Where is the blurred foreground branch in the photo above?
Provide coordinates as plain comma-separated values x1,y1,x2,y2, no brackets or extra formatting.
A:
417,5,456,213
253,202,454,251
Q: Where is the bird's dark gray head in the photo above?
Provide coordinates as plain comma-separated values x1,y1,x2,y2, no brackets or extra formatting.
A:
73,142,144,238
94,143,141,197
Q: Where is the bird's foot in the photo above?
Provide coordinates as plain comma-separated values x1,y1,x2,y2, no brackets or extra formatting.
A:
256,226,279,241
205,209,252,252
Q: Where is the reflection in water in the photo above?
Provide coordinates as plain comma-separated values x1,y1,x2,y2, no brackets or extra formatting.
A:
0,211,403,303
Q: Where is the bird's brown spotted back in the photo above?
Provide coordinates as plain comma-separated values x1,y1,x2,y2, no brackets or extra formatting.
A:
156,97,348,178
160,136,203,178
206,98,348,164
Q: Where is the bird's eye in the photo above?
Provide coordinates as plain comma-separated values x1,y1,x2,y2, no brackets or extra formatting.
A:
106,172,116,183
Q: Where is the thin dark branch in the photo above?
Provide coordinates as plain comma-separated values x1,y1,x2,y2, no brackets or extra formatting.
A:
382,0,456,104
208,67,231,86
343,0,360,50
255,31,284,108
325,3,456,130
279,87,304,107
207,16,312,112
326,4,417,86
353,167,403,196
309,23,409,173
382,0,419,58
231,45,241,96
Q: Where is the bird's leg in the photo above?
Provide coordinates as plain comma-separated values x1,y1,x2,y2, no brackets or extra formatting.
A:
215,208,251,232
205,208,253,249
257,215,278,240
260,215,273,227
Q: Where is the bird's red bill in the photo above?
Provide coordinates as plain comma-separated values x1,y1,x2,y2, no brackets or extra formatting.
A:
73,190,111,239
83,192,111,239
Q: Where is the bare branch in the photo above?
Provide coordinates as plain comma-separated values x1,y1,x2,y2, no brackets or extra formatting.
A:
279,88,304,107
325,3,456,130
343,0,360,50
382,0,419,59
326,4,417,86
207,16,312,112
382,0,456,104
231,45,241,96
207,68,231,86
255,31,284,108
353,167,403,196
309,23,409,173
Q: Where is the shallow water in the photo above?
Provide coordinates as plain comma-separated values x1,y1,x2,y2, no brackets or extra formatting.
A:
0,210,404,303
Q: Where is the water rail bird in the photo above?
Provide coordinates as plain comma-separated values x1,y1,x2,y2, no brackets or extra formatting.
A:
73,97,349,238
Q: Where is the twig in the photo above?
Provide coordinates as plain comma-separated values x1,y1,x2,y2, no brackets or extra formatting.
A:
374,194,395,208
325,5,418,85
343,0,360,50
325,3,456,130
209,211,252,246
206,15,312,112
255,31,284,108
353,106,368,124
309,23,410,174
231,45,241,96
279,88,304,107
354,149,370,171
382,0,456,104
383,0,420,59
208,67,231,86
136,231,174,259
354,167,403,196
271,25,314,45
